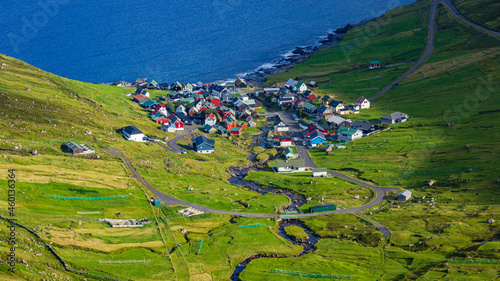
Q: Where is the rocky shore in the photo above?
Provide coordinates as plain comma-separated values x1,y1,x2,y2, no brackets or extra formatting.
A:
245,19,375,86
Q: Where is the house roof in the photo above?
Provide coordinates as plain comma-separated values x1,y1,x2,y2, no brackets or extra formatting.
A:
338,127,360,136
304,102,317,111
203,124,213,131
398,190,412,197
134,94,148,101
276,159,306,168
273,119,286,127
381,112,408,121
294,81,304,88
318,105,330,114
351,120,373,131
285,147,294,155
312,168,328,173
280,138,292,142
310,130,326,140
148,80,158,87
123,126,143,136
192,136,215,147
64,141,82,151
327,116,346,124
285,78,297,87
330,100,344,108
370,60,380,64
356,96,368,104
230,127,242,132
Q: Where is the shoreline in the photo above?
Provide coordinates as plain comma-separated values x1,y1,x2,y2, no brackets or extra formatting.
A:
244,18,377,87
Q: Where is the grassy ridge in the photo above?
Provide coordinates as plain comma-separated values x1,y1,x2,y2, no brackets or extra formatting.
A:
451,0,500,31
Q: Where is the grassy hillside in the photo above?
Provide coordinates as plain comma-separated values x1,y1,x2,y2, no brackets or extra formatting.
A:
452,0,500,31
0,54,295,280
254,0,500,279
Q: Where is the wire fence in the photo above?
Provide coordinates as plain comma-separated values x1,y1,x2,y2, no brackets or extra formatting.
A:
449,258,499,264
271,268,354,279
239,223,265,229
99,259,151,264
48,194,128,200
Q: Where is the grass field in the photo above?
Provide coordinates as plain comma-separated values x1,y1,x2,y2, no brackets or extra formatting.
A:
245,171,373,212
0,0,499,279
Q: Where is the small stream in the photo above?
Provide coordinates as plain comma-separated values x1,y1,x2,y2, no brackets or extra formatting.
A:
230,219,320,281
229,127,319,280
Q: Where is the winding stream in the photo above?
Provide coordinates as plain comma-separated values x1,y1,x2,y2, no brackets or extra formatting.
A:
229,129,320,280
230,219,320,281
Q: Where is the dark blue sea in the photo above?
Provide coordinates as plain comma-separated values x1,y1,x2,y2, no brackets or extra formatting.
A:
0,0,414,84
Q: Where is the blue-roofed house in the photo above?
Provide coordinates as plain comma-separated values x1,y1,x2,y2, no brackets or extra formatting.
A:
309,130,326,147
192,136,215,154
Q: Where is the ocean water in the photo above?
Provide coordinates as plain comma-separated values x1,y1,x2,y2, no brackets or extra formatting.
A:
0,0,414,84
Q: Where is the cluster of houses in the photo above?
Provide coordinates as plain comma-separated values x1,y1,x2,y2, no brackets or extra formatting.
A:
129,79,262,136
110,76,249,91
266,78,372,118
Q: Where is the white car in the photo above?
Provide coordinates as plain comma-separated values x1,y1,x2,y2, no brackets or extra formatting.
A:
302,141,307,146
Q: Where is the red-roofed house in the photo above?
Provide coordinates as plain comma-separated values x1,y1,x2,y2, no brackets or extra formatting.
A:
280,138,293,147
356,96,370,109
134,94,149,102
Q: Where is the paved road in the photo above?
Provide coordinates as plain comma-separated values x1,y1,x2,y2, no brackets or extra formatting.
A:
149,125,201,153
441,0,500,37
368,1,439,101
110,112,398,220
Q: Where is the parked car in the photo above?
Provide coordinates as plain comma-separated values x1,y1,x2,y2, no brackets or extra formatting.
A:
302,141,307,146
181,150,187,154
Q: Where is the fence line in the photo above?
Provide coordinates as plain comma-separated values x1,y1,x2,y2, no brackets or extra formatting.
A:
48,194,128,200
271,268,354,279
99,259,151,264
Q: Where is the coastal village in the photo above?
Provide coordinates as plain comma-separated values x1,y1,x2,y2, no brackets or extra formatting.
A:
111,62,407,153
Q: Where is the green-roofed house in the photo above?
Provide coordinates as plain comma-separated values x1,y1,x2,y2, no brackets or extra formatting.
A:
337,126,363,141
274,159,307,173
147,80,159,89
292,81,308,93
312,168,328,177
203,125,216,133
304,102,317,115
369,60,381,69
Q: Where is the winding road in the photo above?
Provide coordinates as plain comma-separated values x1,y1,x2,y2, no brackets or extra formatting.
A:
369,0,499,101
441,0,500,37
368,1,438,101
109,111,397,221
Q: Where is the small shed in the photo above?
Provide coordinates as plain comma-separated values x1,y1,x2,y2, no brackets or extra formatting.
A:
151,198,161,206
398,190,412,202
309,204,337,213
63,141,84,155
369,60,381,69
312,168,328,177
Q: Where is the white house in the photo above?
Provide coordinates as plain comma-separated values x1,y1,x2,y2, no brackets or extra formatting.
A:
356,96,370,109
275,159,307,173
292,81,308,93
398,190,412,201
380,112,409,124
312,168,328,177
285,78,297,88
337,127,363,142
176,104,186,114
122,126,146,142
279,138,293,147
274,119,289,132
161,123,176,133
